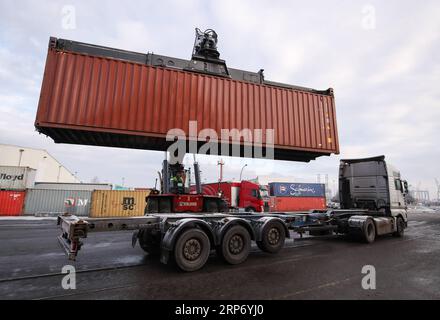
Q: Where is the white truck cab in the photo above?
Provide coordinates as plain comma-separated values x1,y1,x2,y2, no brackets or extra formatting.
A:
338,156,408,242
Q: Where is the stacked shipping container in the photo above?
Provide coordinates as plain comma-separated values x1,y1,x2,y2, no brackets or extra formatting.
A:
268,182,326,212
0,166,36,216
0,173,151,217
0,166,36,190
0,191,26,216
90,190,151,217
23,189,92,216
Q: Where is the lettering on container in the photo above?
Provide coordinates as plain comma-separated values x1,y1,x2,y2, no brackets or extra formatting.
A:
0,173,24,182
122,197,136,210
64,198,89,207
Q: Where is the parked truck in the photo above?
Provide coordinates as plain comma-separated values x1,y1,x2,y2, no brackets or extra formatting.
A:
291,156,408,240
195,181,264,213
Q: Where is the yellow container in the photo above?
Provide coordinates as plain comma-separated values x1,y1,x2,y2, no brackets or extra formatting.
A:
90,190,151,217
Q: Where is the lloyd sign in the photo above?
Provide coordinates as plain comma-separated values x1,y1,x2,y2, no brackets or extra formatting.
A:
0,173,24,181
0,166,36,190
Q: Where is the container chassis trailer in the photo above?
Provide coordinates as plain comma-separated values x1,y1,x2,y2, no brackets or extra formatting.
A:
57,208,406,272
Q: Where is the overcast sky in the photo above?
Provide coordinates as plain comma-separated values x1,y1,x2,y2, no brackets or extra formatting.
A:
0,0,439,197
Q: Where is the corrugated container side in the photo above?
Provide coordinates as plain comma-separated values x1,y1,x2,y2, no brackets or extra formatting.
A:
23,189,92,216
0,166,36,190
0,190,26,216
35,47,339,162
33,182,112,191
90,190,150,217
269,182,326,197
269,196,326,212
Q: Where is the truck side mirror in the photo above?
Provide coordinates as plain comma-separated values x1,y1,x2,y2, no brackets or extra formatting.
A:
403,180,408,194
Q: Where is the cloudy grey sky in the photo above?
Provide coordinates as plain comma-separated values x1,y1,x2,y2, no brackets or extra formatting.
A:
0,0,439,197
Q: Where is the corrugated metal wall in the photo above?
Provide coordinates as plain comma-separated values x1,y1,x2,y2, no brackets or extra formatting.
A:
0,166,36,190
0,190,26,216
269,196,326,212
90,190,150,217
36,48,339,161
24,189,92,216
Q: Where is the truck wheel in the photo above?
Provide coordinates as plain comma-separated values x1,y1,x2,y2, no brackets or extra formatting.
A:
146,198,159,214
363,219,376,243
138,229,160,255
256,221,286,253
219,225,251,265
174,228,210,272
159,198,172,213
205,200,218,213
245,207,255,213
393,217,405,237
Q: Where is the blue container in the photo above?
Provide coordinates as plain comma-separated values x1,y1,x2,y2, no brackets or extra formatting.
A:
269,183,325,198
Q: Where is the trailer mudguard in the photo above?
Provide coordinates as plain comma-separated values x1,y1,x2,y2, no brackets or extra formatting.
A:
253,216,290,242
215,217,256,243
347,215,371,231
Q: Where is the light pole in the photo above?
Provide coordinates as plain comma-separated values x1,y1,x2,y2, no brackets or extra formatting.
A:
18,149,24,166
57,165,62,182
239,164,248,181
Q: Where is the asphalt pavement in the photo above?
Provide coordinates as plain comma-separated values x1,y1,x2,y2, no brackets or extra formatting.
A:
0,211,439,300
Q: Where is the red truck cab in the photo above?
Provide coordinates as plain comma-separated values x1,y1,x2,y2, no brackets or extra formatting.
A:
198,181,264,212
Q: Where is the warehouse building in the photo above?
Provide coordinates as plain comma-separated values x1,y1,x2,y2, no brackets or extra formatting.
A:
0,144,79,183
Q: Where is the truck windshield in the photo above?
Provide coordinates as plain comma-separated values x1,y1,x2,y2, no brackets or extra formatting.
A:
252,189,262,199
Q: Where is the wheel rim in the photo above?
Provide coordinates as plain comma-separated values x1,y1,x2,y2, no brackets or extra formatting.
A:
183,238,202,261
229,234,244,254
268,227,280,245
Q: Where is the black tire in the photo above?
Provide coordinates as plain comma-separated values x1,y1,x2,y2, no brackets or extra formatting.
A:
363,219,376,243
205,200,218,213
256,221,286,253
174,228,210,272
393,216,405,237
245,207,255,213
219,225,251,265
146,198,159,214
159,198,172,213
138,229,160,255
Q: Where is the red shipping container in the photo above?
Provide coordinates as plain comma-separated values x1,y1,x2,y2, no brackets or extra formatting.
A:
0,190,25,216
35,38,339,162
269,196,326,212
